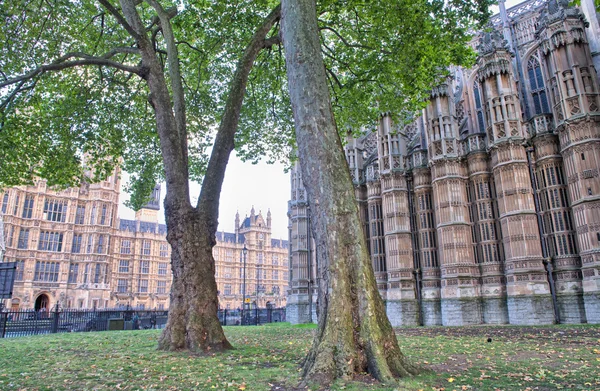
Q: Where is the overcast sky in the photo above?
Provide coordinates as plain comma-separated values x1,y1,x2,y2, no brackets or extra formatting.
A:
118,0,527,239
118,154,291,239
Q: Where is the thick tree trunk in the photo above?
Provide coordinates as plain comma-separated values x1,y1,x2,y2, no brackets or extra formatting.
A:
117,0,231,352
281,0,419,385
158,203,232,352
155,4,281,352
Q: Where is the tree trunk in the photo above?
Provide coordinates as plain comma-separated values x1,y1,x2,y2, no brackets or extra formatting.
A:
117,0,231,352
158,204,232,352
155,4,281,352
281,0,419,385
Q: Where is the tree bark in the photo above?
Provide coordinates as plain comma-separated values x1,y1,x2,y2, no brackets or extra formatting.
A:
281,0,419,385
117,0,227,352
155,3,281,352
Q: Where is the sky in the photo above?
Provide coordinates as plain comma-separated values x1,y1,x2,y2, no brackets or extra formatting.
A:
118,153,291,240
117,0,525,240
490,0,524,15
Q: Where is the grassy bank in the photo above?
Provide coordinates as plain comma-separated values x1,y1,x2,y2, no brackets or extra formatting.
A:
0,323,599,390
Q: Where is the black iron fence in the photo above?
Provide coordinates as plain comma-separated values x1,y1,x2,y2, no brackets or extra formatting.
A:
217,308,286,326
0,307,286,338
0,307,169,338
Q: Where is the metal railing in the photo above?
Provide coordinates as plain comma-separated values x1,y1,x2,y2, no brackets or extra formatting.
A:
0,307,287,338
0,307,169,338
217,308,286,326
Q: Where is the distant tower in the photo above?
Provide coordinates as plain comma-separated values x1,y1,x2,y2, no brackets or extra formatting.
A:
235,211,240,242
267,209,272,228
135,184,161,223
250,205,256,224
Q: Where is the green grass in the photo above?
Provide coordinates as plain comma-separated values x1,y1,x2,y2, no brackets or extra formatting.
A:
0,323,599,390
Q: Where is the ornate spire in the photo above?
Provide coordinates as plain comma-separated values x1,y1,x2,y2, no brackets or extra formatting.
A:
536,0,587,36
477,28,509,56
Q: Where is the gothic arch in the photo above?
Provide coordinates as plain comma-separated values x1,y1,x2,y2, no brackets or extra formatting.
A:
523,49,551,117
466,67,487,136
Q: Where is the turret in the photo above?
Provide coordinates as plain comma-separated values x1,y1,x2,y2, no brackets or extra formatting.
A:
235,211,240,242
135,184,161,223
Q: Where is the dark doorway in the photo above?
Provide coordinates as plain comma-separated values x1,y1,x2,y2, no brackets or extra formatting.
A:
34,294,49,312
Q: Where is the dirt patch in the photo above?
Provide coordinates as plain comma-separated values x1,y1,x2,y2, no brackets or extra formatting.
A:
427,353,473,373
270,382,309,391
395,325,600,345
352,373,380,387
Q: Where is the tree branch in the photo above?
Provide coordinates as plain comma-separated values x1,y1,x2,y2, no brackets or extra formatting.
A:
145,0,187,167
0,52,144,89
318,24,391,54
146,6,177,31
325,65,343,90
0,80,27,110
97,0,142,41
197,3,282,225
263,36,281,49
175,41,204,53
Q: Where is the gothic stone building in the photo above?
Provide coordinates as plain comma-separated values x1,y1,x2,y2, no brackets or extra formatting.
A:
214,208,290,310
287,0,600,326
1,173,289,311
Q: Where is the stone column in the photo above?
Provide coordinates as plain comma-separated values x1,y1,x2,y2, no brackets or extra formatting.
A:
466,134,508,324
286,163,315,324
367,179,386,291
424,83,482,326
580,0,600,72
412,163,442,325
376,116,419,326
531,128,586,323
477,30,553,325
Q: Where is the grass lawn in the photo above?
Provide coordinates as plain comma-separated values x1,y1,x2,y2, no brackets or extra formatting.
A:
0,323,599,390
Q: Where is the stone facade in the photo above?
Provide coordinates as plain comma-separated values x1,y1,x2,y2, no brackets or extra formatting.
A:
215,208,290,310
1,173,289,311
287,0,600,325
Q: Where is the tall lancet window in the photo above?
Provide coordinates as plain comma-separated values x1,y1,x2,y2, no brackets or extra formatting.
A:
528,57,550,115
473,82,486,133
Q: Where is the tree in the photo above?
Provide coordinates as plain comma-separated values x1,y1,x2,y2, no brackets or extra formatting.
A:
0,0,286,352
280,0,490,385
1,0,489,362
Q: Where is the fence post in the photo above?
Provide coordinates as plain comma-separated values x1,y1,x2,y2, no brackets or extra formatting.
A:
0,302,7,338
51,304,60,334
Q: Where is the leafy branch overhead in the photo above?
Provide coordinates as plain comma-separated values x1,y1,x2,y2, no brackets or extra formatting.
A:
2,0,492,201
0,0,287,209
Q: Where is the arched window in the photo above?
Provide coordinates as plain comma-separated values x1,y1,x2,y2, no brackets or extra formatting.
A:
527,57,550,115
473,81,486,133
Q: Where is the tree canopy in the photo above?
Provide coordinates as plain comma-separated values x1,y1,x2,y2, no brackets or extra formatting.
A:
0,0,290,208
2,0,492,204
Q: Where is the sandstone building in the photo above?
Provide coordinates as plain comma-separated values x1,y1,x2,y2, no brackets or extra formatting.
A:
1,173,288,311
288,0,600,325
